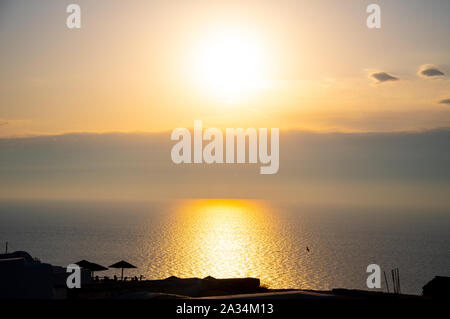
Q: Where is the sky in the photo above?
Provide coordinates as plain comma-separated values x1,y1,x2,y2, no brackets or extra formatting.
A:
1,0,450,137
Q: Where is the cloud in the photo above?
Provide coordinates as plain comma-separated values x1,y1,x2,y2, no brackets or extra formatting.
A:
439,98,450,105
418,64,445,78
0,120,8,127
370,72,399,83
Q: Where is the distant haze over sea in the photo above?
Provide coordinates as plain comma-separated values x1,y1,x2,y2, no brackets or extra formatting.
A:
1,129,449,208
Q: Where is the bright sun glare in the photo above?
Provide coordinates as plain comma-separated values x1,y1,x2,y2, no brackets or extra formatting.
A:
193,29,270,104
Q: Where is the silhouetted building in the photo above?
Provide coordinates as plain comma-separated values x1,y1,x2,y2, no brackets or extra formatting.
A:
0,250,91,299
0,251,35,262
0,256,53,298
423,276,450,298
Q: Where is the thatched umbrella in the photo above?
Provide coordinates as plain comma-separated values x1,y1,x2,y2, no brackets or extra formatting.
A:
75,260,108,278
108,260,137,281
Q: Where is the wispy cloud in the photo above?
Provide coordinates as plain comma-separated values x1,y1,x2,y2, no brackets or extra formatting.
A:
418,64,445,78
439,98,450,105
369,72,399,84
0,120,9,127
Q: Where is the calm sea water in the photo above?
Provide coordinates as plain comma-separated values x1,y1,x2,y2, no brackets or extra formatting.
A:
0,199,449,295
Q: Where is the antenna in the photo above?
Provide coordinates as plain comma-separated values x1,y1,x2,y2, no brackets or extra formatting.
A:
383,270,390,293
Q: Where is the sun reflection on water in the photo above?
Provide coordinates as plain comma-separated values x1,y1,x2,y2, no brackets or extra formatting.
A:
139,199,318,289
171,199,280,283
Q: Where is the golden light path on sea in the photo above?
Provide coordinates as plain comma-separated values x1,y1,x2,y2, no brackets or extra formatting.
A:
159,199,312,289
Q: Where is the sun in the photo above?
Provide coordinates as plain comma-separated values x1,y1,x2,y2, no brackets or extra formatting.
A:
192,28,271,104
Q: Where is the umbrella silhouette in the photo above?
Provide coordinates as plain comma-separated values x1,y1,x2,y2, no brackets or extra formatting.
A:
75,260,108,277
109,260,137,280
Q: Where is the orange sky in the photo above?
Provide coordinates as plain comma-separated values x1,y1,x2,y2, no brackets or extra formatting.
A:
1,0,450,137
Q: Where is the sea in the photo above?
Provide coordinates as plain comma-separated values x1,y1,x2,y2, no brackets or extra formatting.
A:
0,199,449,295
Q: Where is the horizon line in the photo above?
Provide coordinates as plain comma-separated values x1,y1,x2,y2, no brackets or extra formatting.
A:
1,126,450,140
